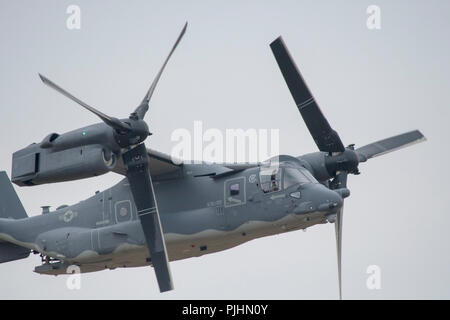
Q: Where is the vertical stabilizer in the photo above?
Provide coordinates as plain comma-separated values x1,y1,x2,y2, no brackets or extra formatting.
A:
0,171,30,263
0,171,28,219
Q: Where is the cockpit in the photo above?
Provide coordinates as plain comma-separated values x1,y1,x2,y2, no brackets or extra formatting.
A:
259,164,318,193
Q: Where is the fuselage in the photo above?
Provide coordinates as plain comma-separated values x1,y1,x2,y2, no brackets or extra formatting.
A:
0,157,343,275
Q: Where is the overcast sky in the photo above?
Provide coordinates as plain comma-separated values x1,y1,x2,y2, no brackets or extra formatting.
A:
0,0,449,299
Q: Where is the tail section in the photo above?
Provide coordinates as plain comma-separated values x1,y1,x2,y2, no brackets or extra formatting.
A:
0,171,27,219
0,171,30,263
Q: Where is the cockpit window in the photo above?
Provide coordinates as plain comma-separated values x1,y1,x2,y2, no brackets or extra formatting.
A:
283,167,318,189
260,167,281,193
260,166,318,193
284,167,309,188
301,168,318,183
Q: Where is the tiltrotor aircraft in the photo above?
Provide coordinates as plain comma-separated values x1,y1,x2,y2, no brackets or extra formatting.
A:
0,23,425,298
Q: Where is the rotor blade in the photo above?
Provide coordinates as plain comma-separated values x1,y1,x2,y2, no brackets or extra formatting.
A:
270,37,345,153
356,130,426,162
135,22,188,120
39,74,129,132
330,171,347,300
335,204,343,300
122,144,173,292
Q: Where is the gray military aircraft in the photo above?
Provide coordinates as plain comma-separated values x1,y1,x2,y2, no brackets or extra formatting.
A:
0,23,425,298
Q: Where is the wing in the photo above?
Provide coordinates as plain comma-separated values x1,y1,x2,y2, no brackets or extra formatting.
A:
113,149,182,179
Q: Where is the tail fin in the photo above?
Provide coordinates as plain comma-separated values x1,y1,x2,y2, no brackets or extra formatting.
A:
0,171,30,263
0,171,28,219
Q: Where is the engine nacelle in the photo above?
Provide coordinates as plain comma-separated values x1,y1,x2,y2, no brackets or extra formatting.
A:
11,143,117,186
299,152,331,182
11,123,121,186
299,149,360,182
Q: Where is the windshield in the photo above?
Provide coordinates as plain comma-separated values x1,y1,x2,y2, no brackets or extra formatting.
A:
283,167,317,189
259,165,318,193
301,168,318,183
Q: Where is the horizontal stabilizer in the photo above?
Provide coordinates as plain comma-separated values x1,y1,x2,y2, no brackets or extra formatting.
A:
356,130,426,162
0,242,30,264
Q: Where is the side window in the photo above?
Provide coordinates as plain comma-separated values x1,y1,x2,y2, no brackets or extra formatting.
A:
230,183,240,196
115,200,132,223
260,168,282,193
224,177,246,207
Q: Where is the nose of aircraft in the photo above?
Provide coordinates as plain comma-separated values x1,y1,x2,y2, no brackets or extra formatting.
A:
292,183,346,215
316,185,344,211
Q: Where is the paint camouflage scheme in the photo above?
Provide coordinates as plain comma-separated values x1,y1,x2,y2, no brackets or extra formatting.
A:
0,154,343,275
0,23,425,296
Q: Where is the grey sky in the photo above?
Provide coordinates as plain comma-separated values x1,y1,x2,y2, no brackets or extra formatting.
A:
0,0,449,299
